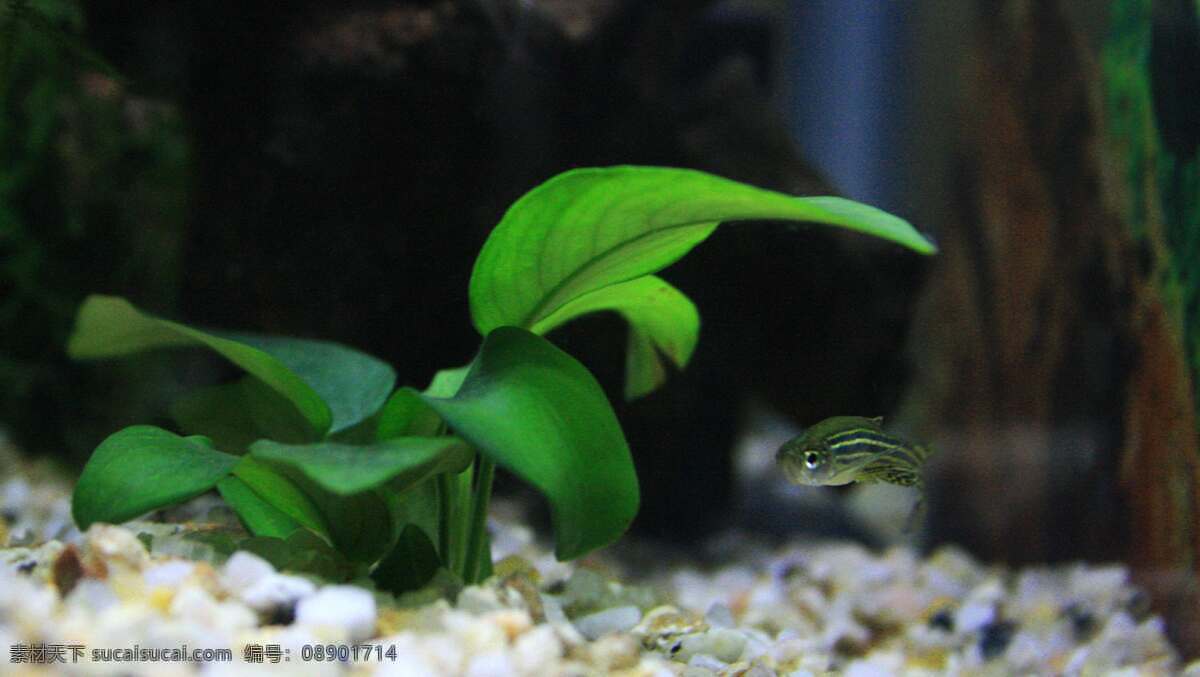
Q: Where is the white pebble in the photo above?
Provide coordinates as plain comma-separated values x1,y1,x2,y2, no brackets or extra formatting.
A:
295,585,377,642
168,584,257,631
240,573,316,614
705,603,736,628
687,653,727,671
221,551,275,592
65,579,118,612
573,605,642,640
513,624,563,674
677,628,747,664
465,650,517,677
459,586,505,614
142,560,195,588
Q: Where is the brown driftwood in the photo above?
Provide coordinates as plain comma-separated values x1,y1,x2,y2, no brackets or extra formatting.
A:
905,1,1200,656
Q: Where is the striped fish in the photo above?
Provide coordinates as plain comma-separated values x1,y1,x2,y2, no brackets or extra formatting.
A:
776,416,932,527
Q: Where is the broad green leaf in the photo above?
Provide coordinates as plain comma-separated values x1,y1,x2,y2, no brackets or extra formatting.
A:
169,380,261,452
231,457,330,539
376,390,442,439
376,364,471,440
302,485,397,564
470,166,936,334
419,327,638,560
530,275,698,400
217,476,305,540
385,479,442,552
170,376,317,451
249,437,473,495
221,332,396,434
73,426,239,529
372,524,443,595
425,365,472,398
67,295,397,434
68,295,331,434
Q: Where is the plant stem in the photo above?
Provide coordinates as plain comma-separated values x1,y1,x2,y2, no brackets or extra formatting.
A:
436,473,451,566
462,456,496,584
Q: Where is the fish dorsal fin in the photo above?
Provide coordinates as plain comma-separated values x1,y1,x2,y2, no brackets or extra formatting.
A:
869,416,884,426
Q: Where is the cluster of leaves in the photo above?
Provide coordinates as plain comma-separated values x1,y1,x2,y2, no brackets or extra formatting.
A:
69,166,935,593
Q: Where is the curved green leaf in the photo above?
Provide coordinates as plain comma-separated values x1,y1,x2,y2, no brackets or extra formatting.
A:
372,524,443,595
470,166,936,334
68,295,331,433
217,475,305,540
220,332,396,434
530,275,699,400
375,364,474,440
73,426,239,529
418,327,638,560
231,457,330,538
249,437,473,496
376,390,443,439
67,295,397,435
301,485,397,564
170,376,318,451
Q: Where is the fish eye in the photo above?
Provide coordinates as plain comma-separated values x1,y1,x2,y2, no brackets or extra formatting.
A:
804,452,821,469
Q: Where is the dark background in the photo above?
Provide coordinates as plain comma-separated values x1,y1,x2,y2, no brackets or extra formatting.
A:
2,0,1199,651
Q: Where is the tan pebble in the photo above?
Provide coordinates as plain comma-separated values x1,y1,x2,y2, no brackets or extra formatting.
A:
147,586,175,613
906,647,948,671
502,571,545,621
1025,600,1059,628
487,608,533,640
586,633,642,671
376,607,418,636
85,524,149,570
633,606,708,654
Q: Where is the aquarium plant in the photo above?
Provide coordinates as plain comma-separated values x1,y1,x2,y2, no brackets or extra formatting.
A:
67,166,936,593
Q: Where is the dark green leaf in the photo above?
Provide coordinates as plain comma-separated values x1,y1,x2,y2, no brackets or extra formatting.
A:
530,275,698,400
240,530,357,581
170,376,317,451
68,296,332,433
249,437,473,495
419,327,638,560
216,476,304,540
372,524,443,595
302,485,397,564
393,568,464,609
230,457,330,538
469,166,936,334
376,390,443,439
220,332,396,434
72,426,239,529
67,295,397,435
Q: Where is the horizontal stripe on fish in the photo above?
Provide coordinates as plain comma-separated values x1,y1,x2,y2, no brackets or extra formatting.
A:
827,435,927,469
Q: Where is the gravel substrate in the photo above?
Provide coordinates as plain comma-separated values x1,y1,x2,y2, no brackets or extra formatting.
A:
2,439,1197,676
